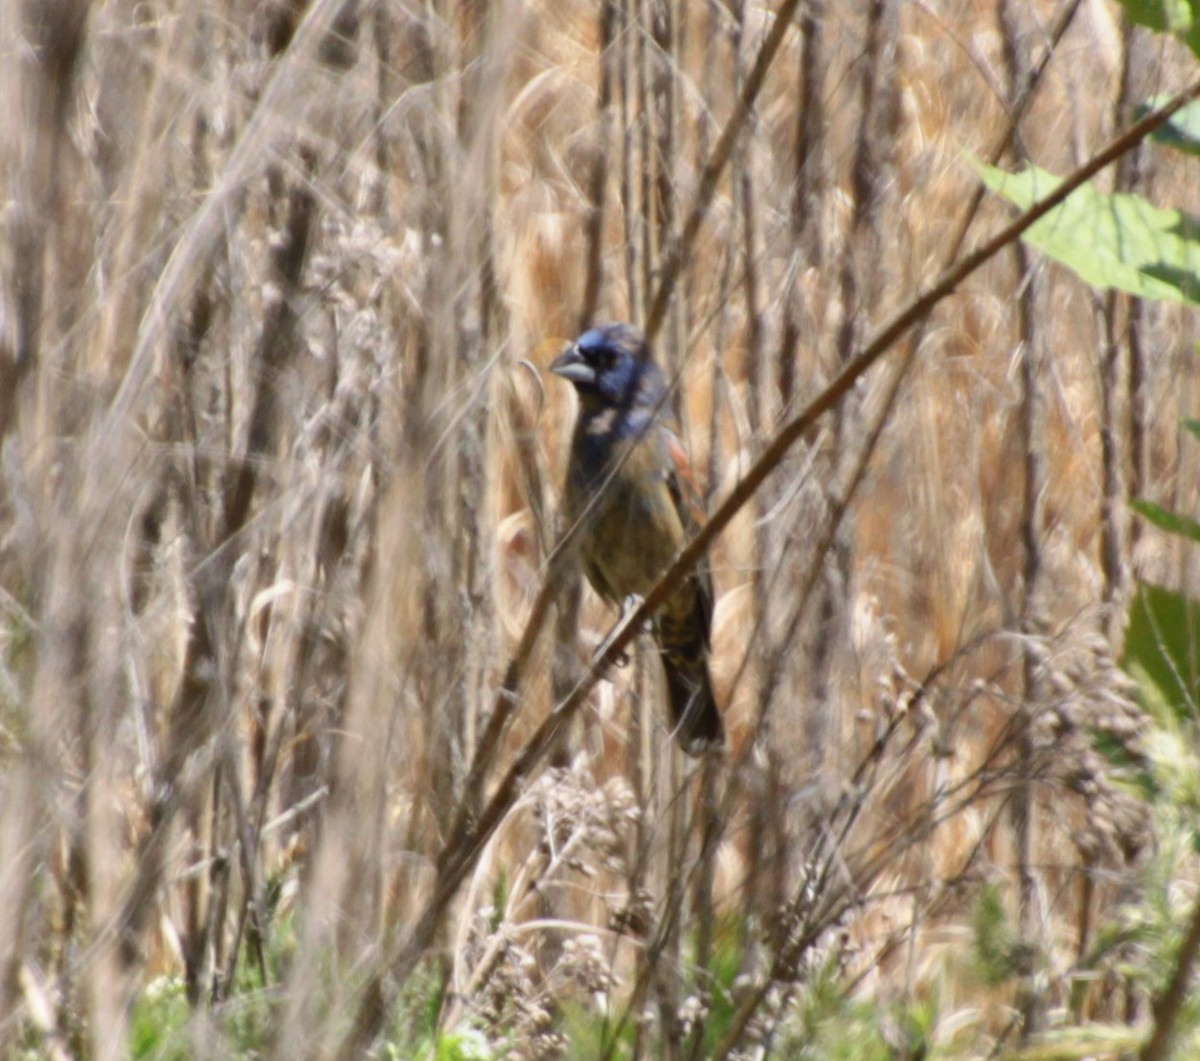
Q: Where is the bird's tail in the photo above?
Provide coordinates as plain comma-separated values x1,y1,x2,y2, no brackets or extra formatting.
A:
661,651,724,757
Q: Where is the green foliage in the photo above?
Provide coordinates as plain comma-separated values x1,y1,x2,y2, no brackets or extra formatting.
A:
1143,97,1200,156
1117,0,1200,57
778,960,896,1061
1123,582,1200,726
976,162,1200,306
1085,696,1200,1054
127,975,275,1059
1130,421,1200,548
1130,499,1200,543
972,883,1017,987
433,1027,494,1061
767,953,948,1060
978,0,1200,311
383,1020,499,1061
1125,419,1200,735
379,960,453,1060
697,915,746,1050
129,977,190,1061
128,949,480,1060
970,883,1041,988
562,1001,634,1059
561,917,747,1058
1107,457,1200,1054
127,916,296,1059
220,984,273,1057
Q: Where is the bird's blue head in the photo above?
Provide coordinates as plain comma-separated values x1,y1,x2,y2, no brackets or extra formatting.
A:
550,323,665,410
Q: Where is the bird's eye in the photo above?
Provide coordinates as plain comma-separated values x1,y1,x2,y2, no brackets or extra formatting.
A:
578,342,619,372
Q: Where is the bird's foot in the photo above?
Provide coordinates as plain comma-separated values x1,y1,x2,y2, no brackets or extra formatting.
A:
608,647,632,669
592,596,646,674
591,635,630,675
588,647,627,681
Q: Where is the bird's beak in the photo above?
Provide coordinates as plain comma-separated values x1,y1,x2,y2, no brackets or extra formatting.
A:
549,344,596,386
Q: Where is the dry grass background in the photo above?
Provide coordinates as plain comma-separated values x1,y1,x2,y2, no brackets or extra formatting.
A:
1,0,1199,1057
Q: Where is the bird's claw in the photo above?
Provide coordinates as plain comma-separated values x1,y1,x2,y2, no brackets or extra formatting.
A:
590,641,630,679
592,599,644,677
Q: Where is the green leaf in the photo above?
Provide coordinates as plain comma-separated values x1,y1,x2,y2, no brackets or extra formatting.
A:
1184,418,1200,441
129,977,190,1060
1118,0,1200,57
436,1028,494,1061
977,161,1200,307
972,883,1017,986
1089,726,1156,799
1141,97,1200,157
1131,498,1200,543
1122,582,1200,724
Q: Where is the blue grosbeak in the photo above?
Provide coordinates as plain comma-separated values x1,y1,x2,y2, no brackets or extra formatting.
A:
551,323,724,756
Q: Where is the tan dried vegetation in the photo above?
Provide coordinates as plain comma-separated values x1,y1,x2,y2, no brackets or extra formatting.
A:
1,0,1198,1057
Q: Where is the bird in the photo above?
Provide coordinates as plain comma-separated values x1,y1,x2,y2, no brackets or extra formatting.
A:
550,323,724,756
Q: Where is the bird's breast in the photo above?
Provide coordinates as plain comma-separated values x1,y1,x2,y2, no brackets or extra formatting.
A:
566,423,685,601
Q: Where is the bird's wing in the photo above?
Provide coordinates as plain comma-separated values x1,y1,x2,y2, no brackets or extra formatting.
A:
660,426,714,644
